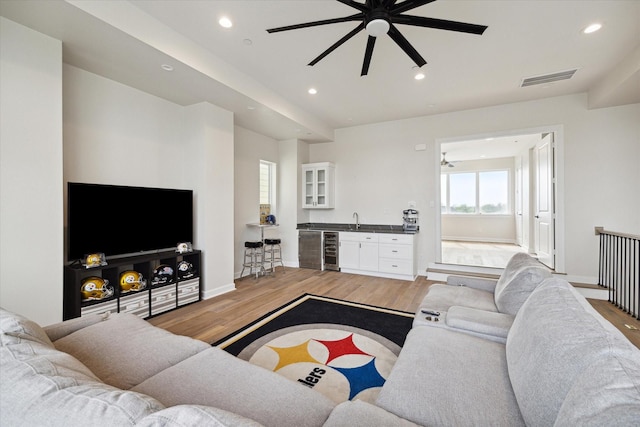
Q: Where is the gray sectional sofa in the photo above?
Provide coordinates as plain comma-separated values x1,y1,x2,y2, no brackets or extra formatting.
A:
2,254,640,425
413,252,553,343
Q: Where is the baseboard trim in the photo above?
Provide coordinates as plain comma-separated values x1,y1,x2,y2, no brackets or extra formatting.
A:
203,283,236,300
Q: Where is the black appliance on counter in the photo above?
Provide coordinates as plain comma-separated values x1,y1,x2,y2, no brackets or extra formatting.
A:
323,232,339,271
403,209,419,232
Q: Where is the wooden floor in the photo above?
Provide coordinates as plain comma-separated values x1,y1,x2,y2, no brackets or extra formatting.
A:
149,268,640,349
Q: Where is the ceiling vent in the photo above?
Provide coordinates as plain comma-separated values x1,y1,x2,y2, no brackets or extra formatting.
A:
520,69,577,87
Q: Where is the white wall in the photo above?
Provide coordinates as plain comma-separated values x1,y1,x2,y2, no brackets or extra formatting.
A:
183,103,235,298
64,65,236,299
0,18,63,325
278,139,310,267
308,95,640,283
63,65,184,189
233,126,279,276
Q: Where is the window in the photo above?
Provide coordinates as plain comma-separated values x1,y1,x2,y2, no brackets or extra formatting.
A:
441,170,509,215
479,170,508,214
449,173,477,214
260,160,276,209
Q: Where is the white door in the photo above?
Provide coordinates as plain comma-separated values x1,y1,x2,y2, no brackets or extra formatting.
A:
515,156,523,247
534,133,555,269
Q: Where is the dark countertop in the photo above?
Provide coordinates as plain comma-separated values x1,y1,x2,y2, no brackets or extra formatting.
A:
296,222,418,234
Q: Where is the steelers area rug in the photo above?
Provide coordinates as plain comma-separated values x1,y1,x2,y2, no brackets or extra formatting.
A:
213,294,414,404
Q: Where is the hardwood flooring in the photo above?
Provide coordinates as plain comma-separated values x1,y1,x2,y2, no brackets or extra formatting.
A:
148,267,640,349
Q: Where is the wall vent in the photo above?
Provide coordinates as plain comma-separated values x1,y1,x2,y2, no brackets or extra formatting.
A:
520,69,577,87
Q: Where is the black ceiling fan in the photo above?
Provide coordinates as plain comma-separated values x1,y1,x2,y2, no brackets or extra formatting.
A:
266,0,488,76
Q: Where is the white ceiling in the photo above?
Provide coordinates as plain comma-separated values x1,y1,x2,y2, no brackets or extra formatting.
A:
2,0,639,149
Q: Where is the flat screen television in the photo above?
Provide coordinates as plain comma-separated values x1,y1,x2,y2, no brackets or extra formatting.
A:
67,182,193,261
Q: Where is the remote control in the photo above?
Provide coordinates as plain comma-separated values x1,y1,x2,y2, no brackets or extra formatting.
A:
421,309,440,316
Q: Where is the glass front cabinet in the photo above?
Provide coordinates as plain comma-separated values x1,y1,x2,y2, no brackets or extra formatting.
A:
302,162,335,209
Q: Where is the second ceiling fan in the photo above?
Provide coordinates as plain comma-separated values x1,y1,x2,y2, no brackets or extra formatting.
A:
266,0,488,76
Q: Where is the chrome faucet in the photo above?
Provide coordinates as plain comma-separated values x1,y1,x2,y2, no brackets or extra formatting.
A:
353,212,360,230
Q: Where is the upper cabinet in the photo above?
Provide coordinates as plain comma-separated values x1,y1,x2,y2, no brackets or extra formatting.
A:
302,162,335,209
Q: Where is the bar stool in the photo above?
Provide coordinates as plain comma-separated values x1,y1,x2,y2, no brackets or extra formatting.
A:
263,238,284,274
241,241,264,279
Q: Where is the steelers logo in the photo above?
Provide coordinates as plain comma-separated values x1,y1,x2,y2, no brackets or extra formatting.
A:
238,326,398,403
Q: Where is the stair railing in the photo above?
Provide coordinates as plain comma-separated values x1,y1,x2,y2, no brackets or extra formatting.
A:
596,227,640,319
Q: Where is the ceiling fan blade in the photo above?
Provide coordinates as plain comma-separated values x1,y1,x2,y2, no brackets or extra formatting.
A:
392,15,488,35
361,36,377,76
267,13,363,33
391,0,437,15
309,23,365,66
336,0,369,13
387,24,426,67
382,0,399,8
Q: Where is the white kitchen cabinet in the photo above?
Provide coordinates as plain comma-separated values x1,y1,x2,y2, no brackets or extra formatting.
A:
338,238,360,270
378,234,416,278
339,232,415,281
359,234,379,272
339,232,379,272
302,162,335,209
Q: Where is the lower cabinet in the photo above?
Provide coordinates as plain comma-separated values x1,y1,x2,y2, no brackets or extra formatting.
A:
378,234,415,276
339,232,415,281
339,232,379,271
64,250,201,320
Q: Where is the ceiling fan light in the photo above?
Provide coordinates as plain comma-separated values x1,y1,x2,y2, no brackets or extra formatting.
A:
366,19,390,37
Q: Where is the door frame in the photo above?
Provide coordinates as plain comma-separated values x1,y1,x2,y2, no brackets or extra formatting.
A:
434,125,565,273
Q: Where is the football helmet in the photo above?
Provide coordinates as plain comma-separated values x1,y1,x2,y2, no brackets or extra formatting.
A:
152,264,174,285
80,277,114,301
177,261,195,279
119,270,147,293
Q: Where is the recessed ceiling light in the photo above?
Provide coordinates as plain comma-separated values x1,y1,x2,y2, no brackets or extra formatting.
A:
247,106,256,110
219,17,232,28
243,38,253,46
414,72,425,80
308,88,317,95
583,23,602,34
161,64,174,72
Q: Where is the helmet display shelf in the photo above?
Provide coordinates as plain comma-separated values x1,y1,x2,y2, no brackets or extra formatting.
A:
63,249,201,321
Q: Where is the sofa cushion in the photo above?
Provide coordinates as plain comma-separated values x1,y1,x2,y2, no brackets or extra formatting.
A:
132,347,336,427
376,326,524,426
323,400,420,427
445,305,514,342
1,307,55,348
555,350,640,426
53,312,210,389
43,311,109,341
493,252,550,315
137,405,264,427
506,277,640,426
1,308,164,426
418,283,497,313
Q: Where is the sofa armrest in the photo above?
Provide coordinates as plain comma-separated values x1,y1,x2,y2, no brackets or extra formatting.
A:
445,306,514,339
43,312,110,342
446,275,498,293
